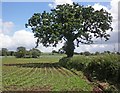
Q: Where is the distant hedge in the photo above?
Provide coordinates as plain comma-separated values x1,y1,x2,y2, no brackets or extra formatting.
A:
59,54,120,84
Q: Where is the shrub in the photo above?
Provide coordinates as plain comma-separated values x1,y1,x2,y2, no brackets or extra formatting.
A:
59,57,71,68
59,56,91,71
84,54,120,83
59,54,120,84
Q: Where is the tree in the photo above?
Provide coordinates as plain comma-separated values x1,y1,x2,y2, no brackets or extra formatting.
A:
84,51,91,56
29,48,41,58
24,51,32,58
2,48,8,56
16,47,26,58
95,51,100,55
26,2,113,57
10,51,15,56
104,51,111,54
52,50,58,54
80,52,84,55
58,47,65,54
7,51,15,56
117,52,120,55
0,50,1,56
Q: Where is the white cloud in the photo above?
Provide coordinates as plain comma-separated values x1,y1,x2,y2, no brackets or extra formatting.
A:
0,29,63,52
0,30,36,50
110,0,119,19
0,20,14,35
75,43,118,53
12,30,36,49
37,42,64,52
92,3,110,12
0,33,13,49
110,0,119,33
49,0,73,8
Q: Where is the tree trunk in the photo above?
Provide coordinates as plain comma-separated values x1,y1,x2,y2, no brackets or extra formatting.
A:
64,41,75,57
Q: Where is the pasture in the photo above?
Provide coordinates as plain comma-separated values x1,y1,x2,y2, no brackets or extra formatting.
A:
2,55,93,91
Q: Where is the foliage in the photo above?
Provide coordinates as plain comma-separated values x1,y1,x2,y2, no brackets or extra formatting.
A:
94,52,100,55
1,48,8,56
83,51,91,56
0,48,15,56
0,50,1,56
15,47,41,58
24,51,32,58
7,51,15,56
16,46,26,58
29,48,41,58
52,50,58,54
86,54,120,83
59,54,120,89
59,56,92,71
58,48,65,54
26,2,113,57
103,51,111,54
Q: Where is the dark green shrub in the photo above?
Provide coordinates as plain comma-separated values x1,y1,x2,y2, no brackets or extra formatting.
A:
86,54,120,83
59,56,90,71
59,54,120,84
59,57,71,68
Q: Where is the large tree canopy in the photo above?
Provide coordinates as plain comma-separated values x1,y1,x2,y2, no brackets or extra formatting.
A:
26,3,113,57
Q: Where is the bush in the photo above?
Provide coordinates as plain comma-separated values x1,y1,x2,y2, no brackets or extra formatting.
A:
59,54,120,84
86,55,120,83
59,56,91,71
59,57,72,69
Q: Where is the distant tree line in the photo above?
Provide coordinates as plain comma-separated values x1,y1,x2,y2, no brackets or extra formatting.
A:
52,49,120,56
0,47,41,58
0,47,120,58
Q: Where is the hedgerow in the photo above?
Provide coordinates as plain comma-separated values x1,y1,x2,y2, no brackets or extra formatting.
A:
59,54,120,85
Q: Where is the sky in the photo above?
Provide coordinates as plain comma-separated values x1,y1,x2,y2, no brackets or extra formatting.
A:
0,0,120,53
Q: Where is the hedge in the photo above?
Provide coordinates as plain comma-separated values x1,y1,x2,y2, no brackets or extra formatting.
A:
59,54,120,84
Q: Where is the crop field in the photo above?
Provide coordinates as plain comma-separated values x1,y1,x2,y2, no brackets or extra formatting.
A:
2,55,93,91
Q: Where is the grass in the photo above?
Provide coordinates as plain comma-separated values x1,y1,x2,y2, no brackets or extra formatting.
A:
2,55,93,91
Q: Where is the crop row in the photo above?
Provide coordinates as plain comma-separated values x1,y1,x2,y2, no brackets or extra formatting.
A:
3,62,93,91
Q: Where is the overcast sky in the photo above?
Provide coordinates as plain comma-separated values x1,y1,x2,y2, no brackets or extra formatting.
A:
0,0,119,53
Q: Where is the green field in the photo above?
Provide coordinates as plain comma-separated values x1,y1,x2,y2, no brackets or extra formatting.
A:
2,55,93,91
